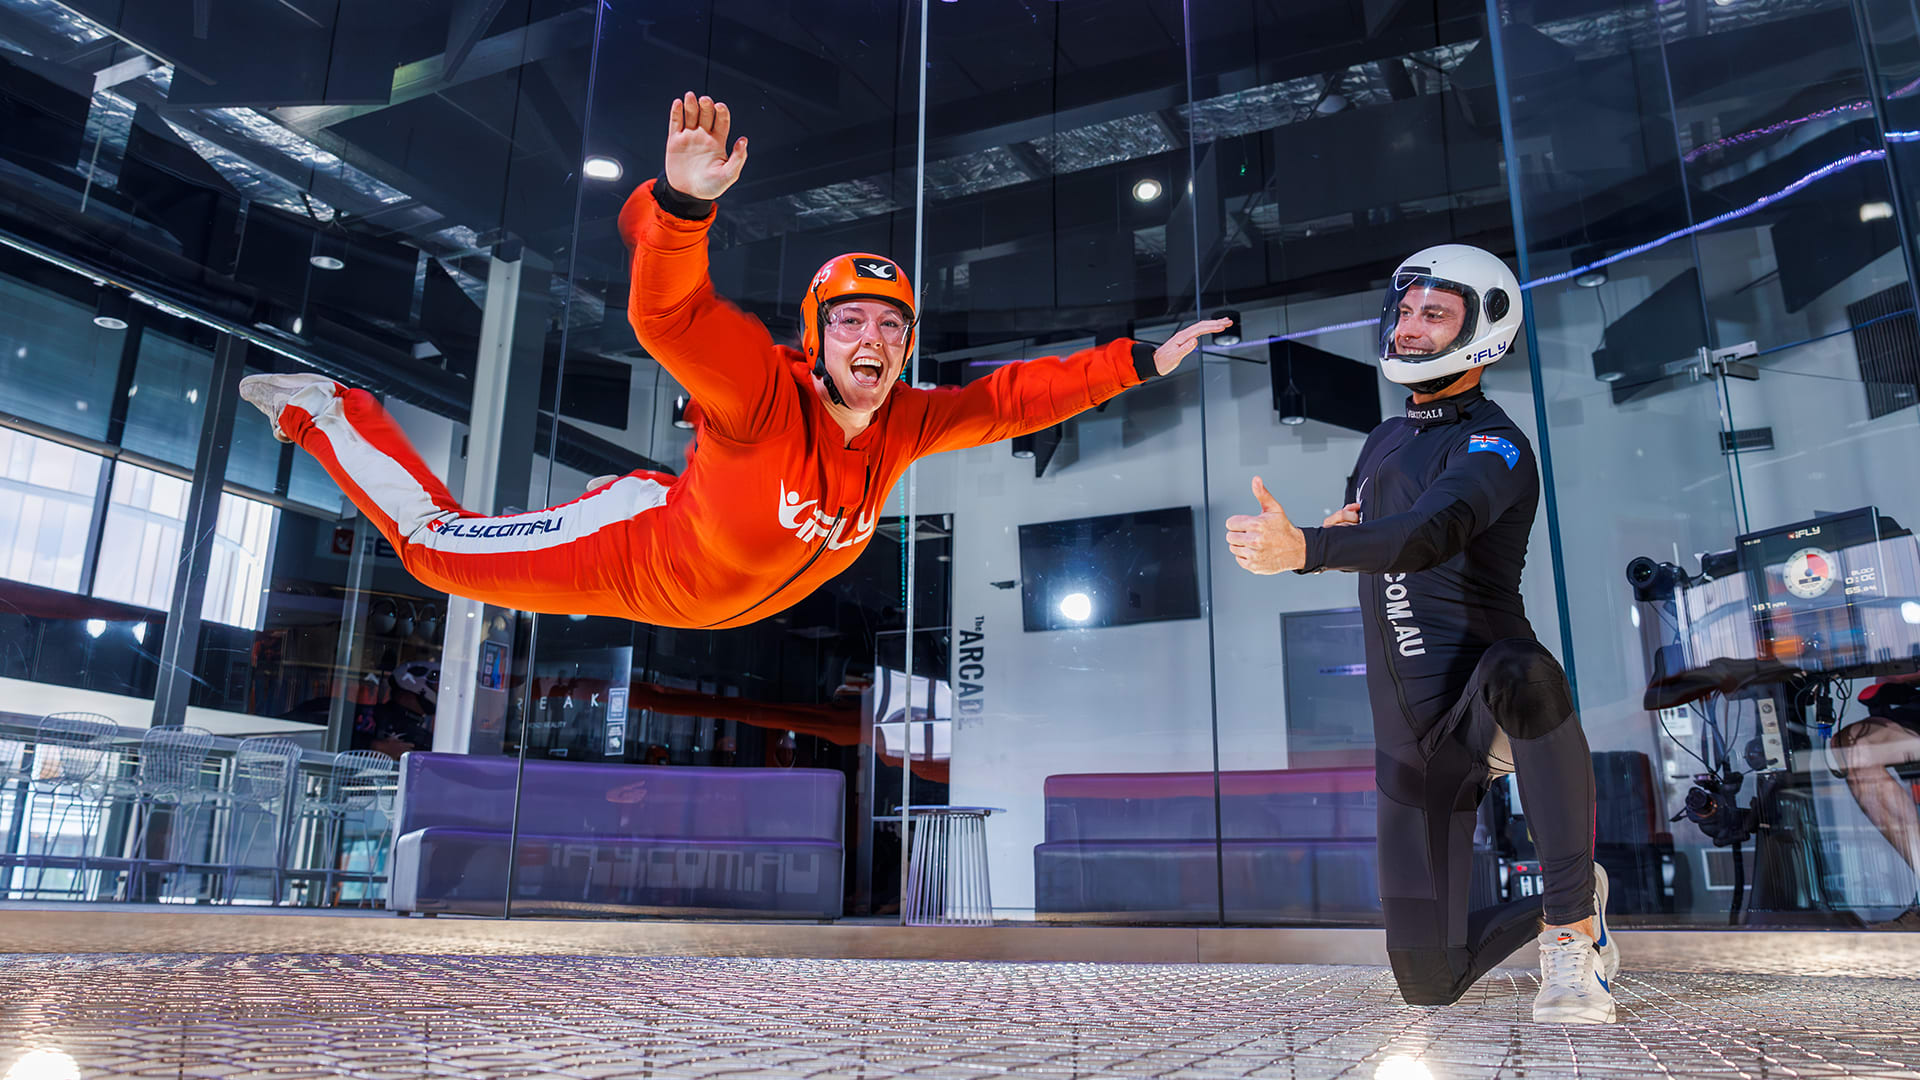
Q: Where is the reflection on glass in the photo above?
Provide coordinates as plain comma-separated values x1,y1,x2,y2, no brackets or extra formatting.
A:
121,332,212,468
0,275,122,441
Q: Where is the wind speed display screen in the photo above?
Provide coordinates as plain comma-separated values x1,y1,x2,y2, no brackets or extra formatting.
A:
1738,507,1920,676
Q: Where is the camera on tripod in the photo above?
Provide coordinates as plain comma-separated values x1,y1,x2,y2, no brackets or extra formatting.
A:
1625,556,1690,603
1675,770,1756,848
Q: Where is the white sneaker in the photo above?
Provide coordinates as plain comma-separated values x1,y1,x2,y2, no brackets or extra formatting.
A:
239,372,335,443
1533,924,1616,1023
586,474,621,493
1593,861,1620,984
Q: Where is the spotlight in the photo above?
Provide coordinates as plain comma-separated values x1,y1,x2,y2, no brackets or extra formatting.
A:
1374,1056,1433,1080
1574,269,1609,288
5,1047,81,1080
1058,592,1092,622
1132,178,1163,203
1210,309,1242,347
672,394,694,430
1278,382,1306,426
93,290,130,331
1010,433,1036,459
308,232,348,271
1903,601,1920,625
85,619,106,639
1598,371,1624,383
1860,201,1895,223
584,156,624,182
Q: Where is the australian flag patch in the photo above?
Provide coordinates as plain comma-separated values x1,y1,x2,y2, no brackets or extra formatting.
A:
1468,433,1520,469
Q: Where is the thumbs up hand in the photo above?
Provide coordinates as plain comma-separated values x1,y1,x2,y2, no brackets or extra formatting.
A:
1225,476,1307,575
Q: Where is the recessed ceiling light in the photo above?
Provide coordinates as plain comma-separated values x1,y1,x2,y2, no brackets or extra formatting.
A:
1574,270,1609,288
308,255,345,271
584,156,624,182
1860,201,1894,223
1132,178,1162,202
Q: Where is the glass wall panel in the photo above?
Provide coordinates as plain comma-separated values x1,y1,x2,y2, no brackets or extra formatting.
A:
900,0,1220,925
1492,0,1753,927
1186,0,1553,926
0,0,590,909
520,0,930,921
0,272,122,440
1497,0,1920,928
121,330,213,469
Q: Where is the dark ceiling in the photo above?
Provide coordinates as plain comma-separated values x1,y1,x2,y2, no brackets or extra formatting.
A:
0,0,1872,430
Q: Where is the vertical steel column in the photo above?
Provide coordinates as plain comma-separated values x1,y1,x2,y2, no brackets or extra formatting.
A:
150,334,247,729
323,512,378,753
433,247,546,757
81,315,147,597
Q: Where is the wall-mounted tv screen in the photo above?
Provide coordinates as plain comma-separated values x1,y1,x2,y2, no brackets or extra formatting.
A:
1017,506,1201,632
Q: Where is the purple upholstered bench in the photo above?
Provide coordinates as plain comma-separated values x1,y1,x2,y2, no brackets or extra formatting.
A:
1034,767,1383,923
387,753,844,918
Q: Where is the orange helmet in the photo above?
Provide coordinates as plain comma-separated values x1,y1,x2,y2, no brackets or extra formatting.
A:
799,253,916,363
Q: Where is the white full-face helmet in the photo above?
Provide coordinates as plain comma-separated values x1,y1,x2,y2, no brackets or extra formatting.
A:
1378,244,1523,391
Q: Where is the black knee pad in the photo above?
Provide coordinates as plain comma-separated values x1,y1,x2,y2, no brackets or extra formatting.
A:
1376,746,1485,1006
1482,638,1575,741
1386,944,1472,1006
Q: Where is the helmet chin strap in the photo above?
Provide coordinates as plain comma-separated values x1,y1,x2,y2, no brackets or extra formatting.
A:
813,356,849,407
1408,371,1465,396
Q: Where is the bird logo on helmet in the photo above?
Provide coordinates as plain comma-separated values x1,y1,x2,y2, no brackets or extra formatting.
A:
800,253,916,407
1377,244,1523,395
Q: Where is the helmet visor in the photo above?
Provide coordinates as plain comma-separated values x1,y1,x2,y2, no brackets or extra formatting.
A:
1379,271,1481,367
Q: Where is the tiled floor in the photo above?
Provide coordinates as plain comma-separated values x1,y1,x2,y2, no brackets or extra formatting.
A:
3,954,1918,1079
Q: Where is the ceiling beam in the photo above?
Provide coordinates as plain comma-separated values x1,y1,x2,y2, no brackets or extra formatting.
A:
445,0,510,81
270,7,593,135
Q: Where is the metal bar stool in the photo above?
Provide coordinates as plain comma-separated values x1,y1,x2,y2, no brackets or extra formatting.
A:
118,726,216,902
26,713,120,898
903,805,1001,927
317,751,399,907
217,736,303,905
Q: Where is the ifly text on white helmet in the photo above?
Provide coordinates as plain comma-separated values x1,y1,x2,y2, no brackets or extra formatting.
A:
1377,244,1524,388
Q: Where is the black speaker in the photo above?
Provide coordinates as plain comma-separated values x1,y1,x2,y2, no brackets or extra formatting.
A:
1268,340,1383,434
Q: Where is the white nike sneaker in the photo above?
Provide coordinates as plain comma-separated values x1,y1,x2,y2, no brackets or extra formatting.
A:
1533,923,1617,1024
238,372,335,443
1593,861,1620,984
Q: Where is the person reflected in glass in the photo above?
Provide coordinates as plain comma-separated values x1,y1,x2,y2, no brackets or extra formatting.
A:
1223,246,1619,1024
236,92,1228,631
1834,675,1920,926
